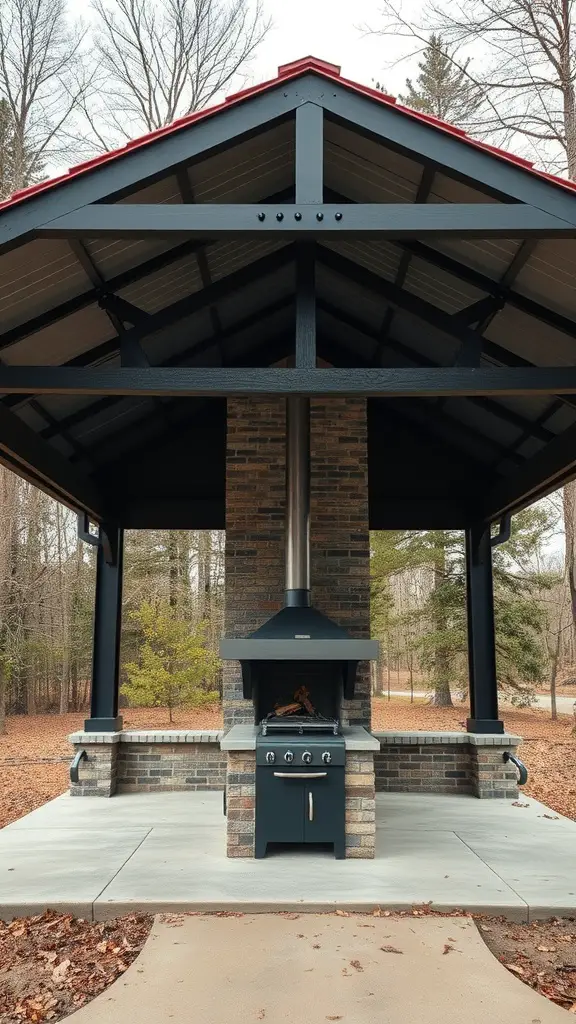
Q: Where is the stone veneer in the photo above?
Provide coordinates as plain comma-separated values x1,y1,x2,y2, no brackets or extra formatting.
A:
345,751,376,858
374,732,521,799
69,731,224,796
225,750,256,858
223,396,371,730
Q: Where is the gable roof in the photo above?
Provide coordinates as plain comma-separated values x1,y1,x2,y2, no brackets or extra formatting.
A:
2,55,576,216
1,56,576,530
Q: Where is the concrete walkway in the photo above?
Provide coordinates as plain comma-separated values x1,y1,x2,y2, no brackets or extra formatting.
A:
387,690,576,713
1,791,575,921
67,913,568,1024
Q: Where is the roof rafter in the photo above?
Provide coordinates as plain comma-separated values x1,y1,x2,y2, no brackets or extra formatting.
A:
317,298,555,444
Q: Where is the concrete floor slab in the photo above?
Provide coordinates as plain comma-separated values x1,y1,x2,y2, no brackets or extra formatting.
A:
0,828,149,918
1,791,575,920
94,826,526,919
64,914,569,1024
456,830,576,918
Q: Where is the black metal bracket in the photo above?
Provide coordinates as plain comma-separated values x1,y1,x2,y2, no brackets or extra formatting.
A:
70,748,87,784
491,513,511,548
503,750,528,786
77,512,99,547
77,515,119,567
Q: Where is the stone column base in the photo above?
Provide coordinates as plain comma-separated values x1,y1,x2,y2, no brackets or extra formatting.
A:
345,751,376,858
226,750,256,857
470,741,520,798
69,733,120,796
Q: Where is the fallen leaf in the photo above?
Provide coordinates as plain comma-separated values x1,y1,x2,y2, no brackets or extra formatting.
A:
335,910,349,917
312,944,321,949
543,814,559,820
443,944,455,955
52,958,71,982
537,946,557,953
96,940,108,953
256,1010,266,1019
569,1004,576,1014
326,1017,343,1021
512,801,529,808
381,946,403,954
39,951,58,963
350,960,363,972
504,963,525,975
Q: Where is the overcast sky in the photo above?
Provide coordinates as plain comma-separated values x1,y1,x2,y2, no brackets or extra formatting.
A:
233,0,422,96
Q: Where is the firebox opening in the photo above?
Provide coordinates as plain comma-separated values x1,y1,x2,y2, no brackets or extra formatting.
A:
248,660,344,724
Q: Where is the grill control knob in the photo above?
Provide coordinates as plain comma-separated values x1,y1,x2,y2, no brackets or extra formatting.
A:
284,751,294,763
265,751,276,764
322,751,332,764
302,751,313,765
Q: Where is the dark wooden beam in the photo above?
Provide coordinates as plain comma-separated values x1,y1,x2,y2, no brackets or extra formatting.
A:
295,244,316,367
0,402,105,517
37,202,576,239
295,102,323,204
317,297,555,443
3,365,576,397
398,239,576,340
484,420,576,519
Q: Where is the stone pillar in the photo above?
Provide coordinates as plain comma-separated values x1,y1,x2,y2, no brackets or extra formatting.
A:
223,397,371,729
226,750,256,857
69,733,119,796
470,738,521,798
345,751,376,858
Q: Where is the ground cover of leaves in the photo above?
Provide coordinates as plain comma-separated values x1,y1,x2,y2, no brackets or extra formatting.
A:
0,910,152,1023
477,915,576,1013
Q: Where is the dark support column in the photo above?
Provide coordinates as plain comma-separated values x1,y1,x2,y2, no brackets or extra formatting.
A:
84,524,124,732
465,523,504,734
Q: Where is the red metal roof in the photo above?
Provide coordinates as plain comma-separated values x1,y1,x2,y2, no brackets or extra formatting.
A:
2,54,576,214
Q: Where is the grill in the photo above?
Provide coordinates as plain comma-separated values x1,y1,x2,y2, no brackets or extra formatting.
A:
261,715,340,736
255,727,346,859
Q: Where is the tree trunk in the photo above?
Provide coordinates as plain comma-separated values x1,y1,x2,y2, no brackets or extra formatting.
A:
431,531,453,707
563,482,576,646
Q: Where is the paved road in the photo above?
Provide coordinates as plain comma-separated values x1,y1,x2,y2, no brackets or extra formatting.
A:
386,690,576,714
67,913,568,1024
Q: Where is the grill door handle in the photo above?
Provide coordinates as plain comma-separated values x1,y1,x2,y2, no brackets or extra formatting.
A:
309,790,313,821
272,771,328,779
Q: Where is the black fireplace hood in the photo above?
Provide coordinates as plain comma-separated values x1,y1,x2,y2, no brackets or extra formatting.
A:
220,605,378,662
220,396,378,678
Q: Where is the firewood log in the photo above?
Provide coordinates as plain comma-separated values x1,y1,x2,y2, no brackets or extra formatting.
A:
294,686,315,714
274,701,302,717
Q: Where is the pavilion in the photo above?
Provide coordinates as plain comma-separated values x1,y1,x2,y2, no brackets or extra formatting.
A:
1,55,576,755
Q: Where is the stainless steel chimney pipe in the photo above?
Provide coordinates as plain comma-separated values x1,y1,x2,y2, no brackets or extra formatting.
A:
285,395,311,606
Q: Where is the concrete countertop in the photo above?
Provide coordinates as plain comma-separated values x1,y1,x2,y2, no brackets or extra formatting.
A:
220,724,379,751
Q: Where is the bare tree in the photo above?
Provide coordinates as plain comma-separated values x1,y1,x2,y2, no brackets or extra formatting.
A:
0,0,90,191
84,0,270,149
366,0,576,175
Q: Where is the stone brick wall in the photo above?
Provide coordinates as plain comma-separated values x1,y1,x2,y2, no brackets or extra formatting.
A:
69,730,225,796
226,749,256,857
374,733,521,798
345,751,376,858
375,743,473,795
117,742,226,792
223,397,370,729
